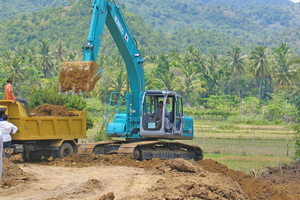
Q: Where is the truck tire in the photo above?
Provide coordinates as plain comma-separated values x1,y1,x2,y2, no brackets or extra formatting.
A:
26,151,42,162
57,143,73,159
22,152,28,162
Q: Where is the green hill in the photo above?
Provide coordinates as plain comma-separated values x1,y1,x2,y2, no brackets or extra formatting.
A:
0,0,69,22
0,0,300,55
196,0,292,9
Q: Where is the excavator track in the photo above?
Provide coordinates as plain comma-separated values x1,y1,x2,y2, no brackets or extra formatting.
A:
118,141,203,161
78,140,126,154
79,140,203,161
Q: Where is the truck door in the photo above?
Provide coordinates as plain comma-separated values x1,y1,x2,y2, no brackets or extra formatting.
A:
174,97,183,135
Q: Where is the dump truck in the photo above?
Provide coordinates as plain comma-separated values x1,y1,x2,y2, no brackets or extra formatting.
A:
0,100,87,162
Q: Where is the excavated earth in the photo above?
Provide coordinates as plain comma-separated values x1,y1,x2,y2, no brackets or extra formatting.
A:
1,154,299,200
31,104,78,117
59,61,101,93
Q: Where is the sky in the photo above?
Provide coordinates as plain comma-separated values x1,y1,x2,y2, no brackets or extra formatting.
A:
290,0,300,2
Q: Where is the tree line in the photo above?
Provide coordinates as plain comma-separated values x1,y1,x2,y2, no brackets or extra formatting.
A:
0,40,299,110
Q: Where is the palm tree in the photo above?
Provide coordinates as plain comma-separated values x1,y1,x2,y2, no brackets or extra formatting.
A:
226,47,246,98
107,70,127,96
272,42,295,90
248,46,271,99
172,64,207,106
5,54,27,96
155,72,174,91
37,40,54,77
185,46,209,76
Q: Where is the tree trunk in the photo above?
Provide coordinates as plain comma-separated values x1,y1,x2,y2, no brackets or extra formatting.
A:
236,75,241,98
259,78,262,100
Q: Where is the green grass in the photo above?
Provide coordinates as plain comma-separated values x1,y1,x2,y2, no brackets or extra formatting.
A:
204,154,292,176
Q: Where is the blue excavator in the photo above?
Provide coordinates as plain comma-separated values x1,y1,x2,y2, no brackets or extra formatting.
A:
58,0,203,161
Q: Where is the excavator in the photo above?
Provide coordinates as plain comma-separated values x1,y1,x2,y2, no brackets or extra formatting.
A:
58,0,203,161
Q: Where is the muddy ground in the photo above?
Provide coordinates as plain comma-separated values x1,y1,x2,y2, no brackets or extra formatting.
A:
0,154,299,200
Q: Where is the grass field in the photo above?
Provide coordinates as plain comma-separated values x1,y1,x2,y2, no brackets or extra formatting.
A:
86,119,296,174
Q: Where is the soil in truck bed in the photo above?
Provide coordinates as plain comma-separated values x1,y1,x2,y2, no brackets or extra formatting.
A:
31,104,78,117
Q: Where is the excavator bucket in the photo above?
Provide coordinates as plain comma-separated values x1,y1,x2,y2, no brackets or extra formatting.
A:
58,61,102,94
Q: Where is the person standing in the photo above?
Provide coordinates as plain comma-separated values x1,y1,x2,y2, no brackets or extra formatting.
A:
0,131,3,182
5,78,34,116
0,114,18,159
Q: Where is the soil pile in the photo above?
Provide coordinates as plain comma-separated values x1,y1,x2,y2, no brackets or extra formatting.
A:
136,159,246,200
42,154,163,170
258,162,300,200
197,159,290,200
98,192,115,200
41,154,293,199
32,104,78,117
59,61,101,93
0,157,32,188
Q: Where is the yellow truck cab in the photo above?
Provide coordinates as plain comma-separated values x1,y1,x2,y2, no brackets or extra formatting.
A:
0,100,87,161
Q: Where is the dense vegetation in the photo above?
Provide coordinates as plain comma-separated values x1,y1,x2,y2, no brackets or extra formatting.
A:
0,0,69,22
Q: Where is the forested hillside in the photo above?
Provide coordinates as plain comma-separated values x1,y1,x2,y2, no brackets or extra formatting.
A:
0,0,69,22
196,0,292,9
118,0,300,54
0,0,170,55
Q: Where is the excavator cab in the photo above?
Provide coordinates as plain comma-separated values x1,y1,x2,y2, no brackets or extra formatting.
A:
140,90,193,140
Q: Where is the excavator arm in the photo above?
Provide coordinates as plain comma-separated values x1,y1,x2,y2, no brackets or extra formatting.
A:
59,0,145,116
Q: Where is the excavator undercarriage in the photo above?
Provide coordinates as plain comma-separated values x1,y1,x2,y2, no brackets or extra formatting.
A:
78,140,203,161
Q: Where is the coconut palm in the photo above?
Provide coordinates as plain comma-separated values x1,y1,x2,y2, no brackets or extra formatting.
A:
248,46,271,99
185,46,209,76
37,40,54,77
272,42,295,90
155,72,175,91
5,54,27,96
107,70,127,96
172,64,207,106
226,47,246,98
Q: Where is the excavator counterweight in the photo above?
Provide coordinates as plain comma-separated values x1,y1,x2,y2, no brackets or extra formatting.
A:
58,61,101,94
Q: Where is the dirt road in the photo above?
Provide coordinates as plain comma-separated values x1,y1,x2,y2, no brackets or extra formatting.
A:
0,164,161,200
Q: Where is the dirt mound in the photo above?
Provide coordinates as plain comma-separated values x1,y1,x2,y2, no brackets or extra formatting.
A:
135,159,246,200
42,154,164,170
197,159,290,200
258,162,300,200
41,154,294,199
32,104,78,117
156,158,202,173
1,157,32,188
98,192,115,200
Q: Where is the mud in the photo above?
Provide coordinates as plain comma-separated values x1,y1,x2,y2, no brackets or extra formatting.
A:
1,154,300,200
59,61,101,93
31,104,78,117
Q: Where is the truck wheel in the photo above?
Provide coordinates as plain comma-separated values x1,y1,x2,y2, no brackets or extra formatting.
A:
22,152,28,162
26,152,42,162
58,143,73,159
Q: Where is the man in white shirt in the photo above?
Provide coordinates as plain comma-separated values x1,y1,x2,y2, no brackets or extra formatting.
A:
0,114,18,158
0,132,3,182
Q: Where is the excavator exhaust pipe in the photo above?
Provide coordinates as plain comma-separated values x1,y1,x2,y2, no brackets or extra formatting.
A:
58,61,102,95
